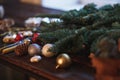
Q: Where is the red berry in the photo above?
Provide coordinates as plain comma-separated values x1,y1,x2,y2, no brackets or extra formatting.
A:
15,33,24,42
32,33,40,43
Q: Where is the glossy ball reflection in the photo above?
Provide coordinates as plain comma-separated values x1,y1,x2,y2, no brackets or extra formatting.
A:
56,53,71,69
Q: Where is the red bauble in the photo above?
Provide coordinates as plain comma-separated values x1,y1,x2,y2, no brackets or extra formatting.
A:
32,33,40,43
15,33,24,42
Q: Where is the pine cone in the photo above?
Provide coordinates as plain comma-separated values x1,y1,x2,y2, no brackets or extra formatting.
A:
14,43,29,56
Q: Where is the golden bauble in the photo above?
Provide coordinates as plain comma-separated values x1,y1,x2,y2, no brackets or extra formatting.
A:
56,53,71,69
41,43,55,57
23,38,31,45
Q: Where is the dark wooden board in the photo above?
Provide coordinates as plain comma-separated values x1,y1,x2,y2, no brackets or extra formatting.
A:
0,53,94,80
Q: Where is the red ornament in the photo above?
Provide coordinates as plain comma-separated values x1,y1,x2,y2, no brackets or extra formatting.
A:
32,33,40,43
14,33,24,42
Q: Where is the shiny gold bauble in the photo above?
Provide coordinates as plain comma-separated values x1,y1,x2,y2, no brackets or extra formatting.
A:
41,43,55,57
56,53,71,69
23,38,31,45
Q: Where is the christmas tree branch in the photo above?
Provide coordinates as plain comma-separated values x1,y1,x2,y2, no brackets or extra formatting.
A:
35,13,62,18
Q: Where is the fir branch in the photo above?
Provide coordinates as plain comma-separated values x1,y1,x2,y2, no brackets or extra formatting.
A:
83,3,98,13
37,27,90,45
105,29,120,40
35,13,62,18
90,29,120,53
37,29,77,44
60,3,98,25
48,27,92,55
112,22,120,29
39,21,63,32
87,29,107,44
99,4,113,11
33,3,120,58
49,34,85,54
92,16,120,29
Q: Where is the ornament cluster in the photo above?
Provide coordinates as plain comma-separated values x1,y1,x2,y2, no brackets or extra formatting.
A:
0,31,72,68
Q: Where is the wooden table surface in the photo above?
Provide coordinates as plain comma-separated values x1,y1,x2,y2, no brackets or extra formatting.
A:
0,2,95,80
0,53,94,80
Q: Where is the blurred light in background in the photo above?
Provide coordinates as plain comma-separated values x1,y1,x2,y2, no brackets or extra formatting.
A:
42,0,120,11
42,0,84,11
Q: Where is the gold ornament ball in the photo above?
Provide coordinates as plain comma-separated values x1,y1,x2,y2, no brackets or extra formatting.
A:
23,38,31,45
28,44,41,56
56,53,72,69
41,43,55,57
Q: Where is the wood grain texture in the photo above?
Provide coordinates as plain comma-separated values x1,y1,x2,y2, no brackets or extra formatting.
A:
0,53,94,80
